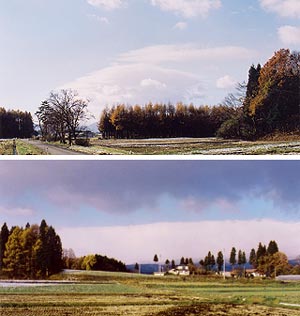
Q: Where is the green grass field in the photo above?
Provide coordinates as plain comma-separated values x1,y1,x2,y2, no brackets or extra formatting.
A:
1,271,300,315
0,140,45,155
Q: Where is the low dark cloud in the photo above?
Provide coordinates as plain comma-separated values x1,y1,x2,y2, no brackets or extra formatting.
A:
0,160,300,216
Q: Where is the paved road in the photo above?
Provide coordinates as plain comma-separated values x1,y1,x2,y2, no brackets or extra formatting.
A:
25,140,85,155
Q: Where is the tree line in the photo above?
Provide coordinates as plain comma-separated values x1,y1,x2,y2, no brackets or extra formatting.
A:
62,249,127,272
99,103,237,139
0,220,63,279
153,240,295,278
99,49,300,140
0,108,34,139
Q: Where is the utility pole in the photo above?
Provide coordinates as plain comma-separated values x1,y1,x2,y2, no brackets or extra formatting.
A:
223,248,226,280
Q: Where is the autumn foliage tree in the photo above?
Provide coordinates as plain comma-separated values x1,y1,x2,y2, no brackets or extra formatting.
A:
249,49,300,136
1,220,63,279
219,49,300,139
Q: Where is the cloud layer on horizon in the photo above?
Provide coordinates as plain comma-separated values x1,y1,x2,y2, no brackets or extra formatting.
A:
59,219,300,263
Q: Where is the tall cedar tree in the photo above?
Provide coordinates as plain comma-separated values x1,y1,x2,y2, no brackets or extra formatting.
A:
0,223,9,271
229,247,237,268
267,240,279,255
216,251,224,272
249,248,257,268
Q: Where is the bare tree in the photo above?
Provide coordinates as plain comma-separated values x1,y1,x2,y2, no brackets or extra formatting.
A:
36,89,91,144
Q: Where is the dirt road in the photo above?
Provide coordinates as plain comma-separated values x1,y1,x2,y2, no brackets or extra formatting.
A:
25,140,85,155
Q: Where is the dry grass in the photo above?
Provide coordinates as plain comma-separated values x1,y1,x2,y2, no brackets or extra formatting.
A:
67,137,300,155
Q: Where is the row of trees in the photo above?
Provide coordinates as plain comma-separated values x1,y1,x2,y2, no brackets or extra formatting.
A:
98,49,300,140
153,240,292,278
200,240,290,277
0,221,63,279
36,89,91,145
0,108,34,139
99,103,237,139
62,249,127,272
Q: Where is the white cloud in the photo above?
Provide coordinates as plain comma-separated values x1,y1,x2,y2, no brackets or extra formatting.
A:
278,25,300,44
174,21,188,30
87,0,126,10
59,219,300,263
216,75,236,89
150,0,221,18
140,78,167,89
118,44,256,65
260,0,300,18
60,44,257,117
61,63,201,114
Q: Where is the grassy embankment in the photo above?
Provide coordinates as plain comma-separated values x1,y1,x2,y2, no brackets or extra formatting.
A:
0,140,45,155
1,270,300,315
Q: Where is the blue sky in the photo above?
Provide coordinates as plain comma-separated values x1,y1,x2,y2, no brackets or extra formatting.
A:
1,159,300,262
1,0,300,123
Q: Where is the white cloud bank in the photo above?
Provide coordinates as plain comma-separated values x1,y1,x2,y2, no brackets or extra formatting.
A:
59,219,300,264
62,63,201,114
61,44,257,116
260,0,300,18
278,25,300,45
150,0,221,18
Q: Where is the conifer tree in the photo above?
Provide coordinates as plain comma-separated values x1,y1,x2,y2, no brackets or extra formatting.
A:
3,226,25,278
267,240,279,255
229,247,237,268
249,248,256,268
0,223,9,271
216,251,224,273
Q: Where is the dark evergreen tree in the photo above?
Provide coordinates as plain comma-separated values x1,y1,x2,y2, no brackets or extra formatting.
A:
171,259,176,269
256,242,267,261
229,247,237,268
249,248,256,268
0,223,9,271
216,251,224,273
267,240,279,255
